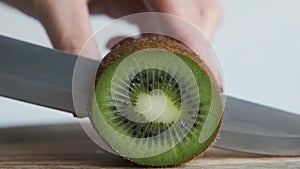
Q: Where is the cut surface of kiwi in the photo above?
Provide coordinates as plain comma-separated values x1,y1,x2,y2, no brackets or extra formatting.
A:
92,35,223,166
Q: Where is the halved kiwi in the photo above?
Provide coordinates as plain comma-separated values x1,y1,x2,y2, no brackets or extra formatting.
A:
92,34,223,166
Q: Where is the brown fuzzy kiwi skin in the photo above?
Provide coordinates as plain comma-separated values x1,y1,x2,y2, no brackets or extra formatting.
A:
94,33,224,167
97,33,215,84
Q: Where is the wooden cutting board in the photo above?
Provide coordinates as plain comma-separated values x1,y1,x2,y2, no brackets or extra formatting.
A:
0,124,299,169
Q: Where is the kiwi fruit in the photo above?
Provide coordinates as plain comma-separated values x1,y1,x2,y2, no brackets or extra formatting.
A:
92,34,223,167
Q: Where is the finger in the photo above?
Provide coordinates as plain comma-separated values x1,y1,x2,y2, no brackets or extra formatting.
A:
35,0,100,60
143,0,224,90
1,0,38,17
198,0,223,40
143,0,222,40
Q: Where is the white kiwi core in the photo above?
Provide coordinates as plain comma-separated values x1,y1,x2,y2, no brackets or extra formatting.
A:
134,89,180,123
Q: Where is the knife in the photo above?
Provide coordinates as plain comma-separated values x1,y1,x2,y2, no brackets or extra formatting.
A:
0,35,299,155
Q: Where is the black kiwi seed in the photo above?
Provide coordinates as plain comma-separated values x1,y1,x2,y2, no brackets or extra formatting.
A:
148,85,153,92
136,77,141,83
130,77,135,82
132,124,137,130
159,76,164,83
111,106,117,111
181,121,186,128
140,127,145,133
193,123,198,128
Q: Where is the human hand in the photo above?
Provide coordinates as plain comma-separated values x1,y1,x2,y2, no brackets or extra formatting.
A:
4,0,223,89
143,0,223,90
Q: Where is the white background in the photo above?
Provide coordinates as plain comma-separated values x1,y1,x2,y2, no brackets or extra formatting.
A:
0,0,299,128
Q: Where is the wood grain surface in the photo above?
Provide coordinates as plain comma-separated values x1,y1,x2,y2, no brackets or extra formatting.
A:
0,124,299,169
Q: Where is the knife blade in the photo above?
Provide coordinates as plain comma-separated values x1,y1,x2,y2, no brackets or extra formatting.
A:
0,35,299,155
214,96,300,155
0,35,98,117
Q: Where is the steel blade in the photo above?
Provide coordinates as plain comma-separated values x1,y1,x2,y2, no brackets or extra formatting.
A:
0,35,97,117
215,96,300,155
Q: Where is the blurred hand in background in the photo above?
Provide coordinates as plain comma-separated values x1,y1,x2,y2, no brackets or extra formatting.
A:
3,0,223,89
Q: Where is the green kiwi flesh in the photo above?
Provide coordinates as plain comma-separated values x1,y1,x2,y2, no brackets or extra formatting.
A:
92,35,223,166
